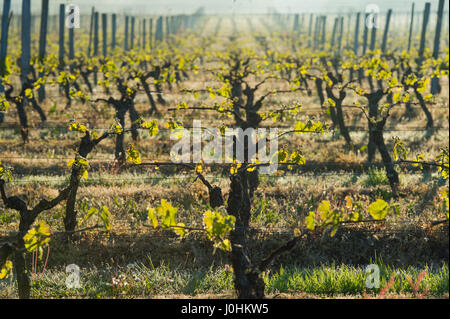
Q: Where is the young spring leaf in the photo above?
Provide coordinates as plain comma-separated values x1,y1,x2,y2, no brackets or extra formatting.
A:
23,221,51,253
0,161,13,182
328,98,336,107
141,120,159,136
81,207,98,225
24,88,33,99
147,207,158,228
127,144,142,165
290,151,305,166
69,120,88,133
392,137,408,161
157,199,178,229
195,163,203,174
230,161,242,175
174,222,186,239
203,210,235,241
110,120,123,134
318,200,331,222
305,211,315,230
100,206,111,231
0,260,13,280
368,199,390,220
413,154,424,169
344,196,353,210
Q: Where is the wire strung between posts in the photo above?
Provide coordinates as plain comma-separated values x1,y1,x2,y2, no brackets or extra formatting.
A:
1,220,445,242
0,123,448,132
2,172,431,185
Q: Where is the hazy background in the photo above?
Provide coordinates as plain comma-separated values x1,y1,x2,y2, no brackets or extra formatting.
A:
5,0,449,15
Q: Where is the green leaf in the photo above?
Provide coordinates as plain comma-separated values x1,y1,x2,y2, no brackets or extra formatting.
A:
393,137,408,161
330,223,339,237
277,149,288,163
127,144,142,165
147,207,158,228
82,207,98,224
0,260,13,280
141,120,159,136
203,210,235,239
100,206,111,231
157,199,178,229
214,239,232,252
318,200,331,222
368,199,390,220
290,151,305,166
49,103,57,114
24,88,33,99
306,211,315,230
328,98,336,107
69,121,88,133
23,221,51,252
174,222,186,238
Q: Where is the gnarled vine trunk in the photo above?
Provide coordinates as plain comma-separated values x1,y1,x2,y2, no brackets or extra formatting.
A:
227,170,265,298
367,90,384,163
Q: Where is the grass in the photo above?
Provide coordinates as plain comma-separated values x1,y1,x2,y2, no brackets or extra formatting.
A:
0,261,447,298
361,167,390,187
264,263,449,297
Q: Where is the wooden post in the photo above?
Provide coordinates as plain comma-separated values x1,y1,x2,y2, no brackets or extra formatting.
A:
293,13,299,32
337,16,344,53
38,0,49,63
381,9,392,53
354,12,360,55
137,18,140,48
68,8,75,61
0,0,11,100
37,0,49,102
300,13,304,34
156,16,163,43
124,16,129,51
369,12,377,51
313,15,319,49
143,19,146,49
19,0,31,143
165,16,170,41
149,18,153,50
407,3,415,51
52,14,57,34
362,13,369,54
30,15,35,38
130,17,135,49
321,16,326,49
418,2,431,65
93,12,99,56
16,13,20,35
102,13,107,56
171,16,176,35
432,0,445,59
331,17,338,48
111,14,116,50
58,4,65,67
346,12,351,48
431,0,445,94
87,7,94,56
308,13,313,47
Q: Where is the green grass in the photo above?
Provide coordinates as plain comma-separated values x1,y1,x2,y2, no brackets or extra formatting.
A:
264,263,449,297
360,167,390,187
1,261,447,298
